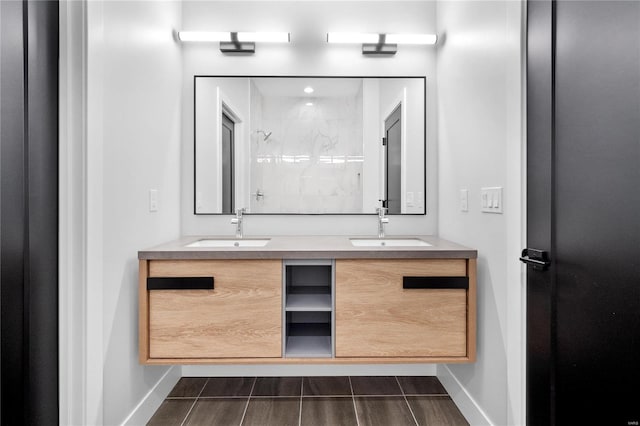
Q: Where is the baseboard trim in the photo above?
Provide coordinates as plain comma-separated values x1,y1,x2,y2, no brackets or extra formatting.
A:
182,364,437,377
120,366,181,426
437,365,493,426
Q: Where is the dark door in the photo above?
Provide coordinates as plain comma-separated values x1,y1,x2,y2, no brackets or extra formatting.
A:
526,1,640,424
221,113,235,214
385,105,402,214
1,0,59,423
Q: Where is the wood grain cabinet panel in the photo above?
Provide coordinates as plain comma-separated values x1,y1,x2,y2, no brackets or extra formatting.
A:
146,260,282,359
335,259,468,358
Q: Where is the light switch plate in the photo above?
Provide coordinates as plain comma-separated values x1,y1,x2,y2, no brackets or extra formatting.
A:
406,191,414,207
460,189,469,212
481,187,503,213
149,189,158,212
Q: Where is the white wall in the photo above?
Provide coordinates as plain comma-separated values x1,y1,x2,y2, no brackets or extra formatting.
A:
180,1,438,236
87,1,183,424
436,1,525,425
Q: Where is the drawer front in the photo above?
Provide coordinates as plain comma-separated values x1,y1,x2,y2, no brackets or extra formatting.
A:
148,260,282,359
335,259,468,358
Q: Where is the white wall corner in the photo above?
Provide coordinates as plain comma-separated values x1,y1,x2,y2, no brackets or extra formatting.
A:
437,365,494,426
59,0,91,424
505,1,527,425
86,0,106,423
120,366,182,426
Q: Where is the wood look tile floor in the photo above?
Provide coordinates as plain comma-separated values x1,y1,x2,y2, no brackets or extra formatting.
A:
147,376,469,426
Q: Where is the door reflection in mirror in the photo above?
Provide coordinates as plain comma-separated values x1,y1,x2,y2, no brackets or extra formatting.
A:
221,113,235,214
384,105,402,215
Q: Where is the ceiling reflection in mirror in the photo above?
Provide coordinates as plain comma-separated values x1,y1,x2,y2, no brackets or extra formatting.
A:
194,76,425,215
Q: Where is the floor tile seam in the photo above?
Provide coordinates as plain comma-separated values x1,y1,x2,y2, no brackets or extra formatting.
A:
353,394,410,398
238,377,257,426
302,394,353,398
250,394,305,398
298,378,303,426
348,376,360,426
395,376,420,426
196,395,252,400
404,393,450,397
180,377,210,426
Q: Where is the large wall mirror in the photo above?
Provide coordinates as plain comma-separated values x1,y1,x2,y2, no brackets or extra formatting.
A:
194,76,426,215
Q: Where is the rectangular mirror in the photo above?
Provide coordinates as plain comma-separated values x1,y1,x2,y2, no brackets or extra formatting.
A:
194,76,425,215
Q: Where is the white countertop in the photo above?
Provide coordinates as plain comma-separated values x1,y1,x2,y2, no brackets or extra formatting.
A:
138,235,477,260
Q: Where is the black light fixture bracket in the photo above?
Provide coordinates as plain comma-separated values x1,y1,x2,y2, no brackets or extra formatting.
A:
362,34,397,55
220,32,256,53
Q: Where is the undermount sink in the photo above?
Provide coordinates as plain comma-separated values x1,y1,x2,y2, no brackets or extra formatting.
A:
350,238,431,247
185,238,271,248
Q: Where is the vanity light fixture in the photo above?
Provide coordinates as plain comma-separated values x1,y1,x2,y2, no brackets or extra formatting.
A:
326,32,437,55
178,31,290,53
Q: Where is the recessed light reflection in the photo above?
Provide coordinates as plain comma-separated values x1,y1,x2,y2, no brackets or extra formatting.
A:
305,102,314,106
304,86,314,94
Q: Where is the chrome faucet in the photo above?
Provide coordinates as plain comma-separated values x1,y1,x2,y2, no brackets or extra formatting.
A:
376,206,389,238
231,208,246,238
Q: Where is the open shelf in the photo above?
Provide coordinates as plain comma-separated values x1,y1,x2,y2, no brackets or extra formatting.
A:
285,322,332,357
286,285,331,311
286,293,332,311
285,336,332,358
288,285,330,295
288,322,331,336
283,261,334,358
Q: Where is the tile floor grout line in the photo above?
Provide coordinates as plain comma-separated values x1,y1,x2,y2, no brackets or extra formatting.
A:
249,394,323,399
166,396,205,400
395,376,420,426
301,394,353,398
298,378,303,426
194,395,254,399
238,377,256,426
179,377,210,426
348,376,361,426
404,393,449,397
350,394,408,398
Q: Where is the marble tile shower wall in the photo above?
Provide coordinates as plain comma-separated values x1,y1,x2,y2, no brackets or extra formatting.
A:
250,93,364,213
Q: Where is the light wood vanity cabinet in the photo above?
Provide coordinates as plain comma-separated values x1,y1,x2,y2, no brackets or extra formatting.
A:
139,252,476,364
139,259,282,363
335,259,475,361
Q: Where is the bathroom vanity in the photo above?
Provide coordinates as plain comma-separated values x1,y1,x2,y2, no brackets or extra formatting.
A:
138,236,476,365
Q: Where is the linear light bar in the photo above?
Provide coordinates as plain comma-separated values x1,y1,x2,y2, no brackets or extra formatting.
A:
178,31,290,43
327,32,436,45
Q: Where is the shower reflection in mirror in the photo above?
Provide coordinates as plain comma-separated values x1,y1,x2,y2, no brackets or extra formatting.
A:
194,76,425,215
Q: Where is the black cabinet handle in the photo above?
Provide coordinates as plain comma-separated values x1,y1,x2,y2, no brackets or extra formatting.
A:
403,276,468,289
147,277,214,290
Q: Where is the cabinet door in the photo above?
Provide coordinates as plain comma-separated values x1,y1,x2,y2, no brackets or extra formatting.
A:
147,260,281,359
336,259,468,357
